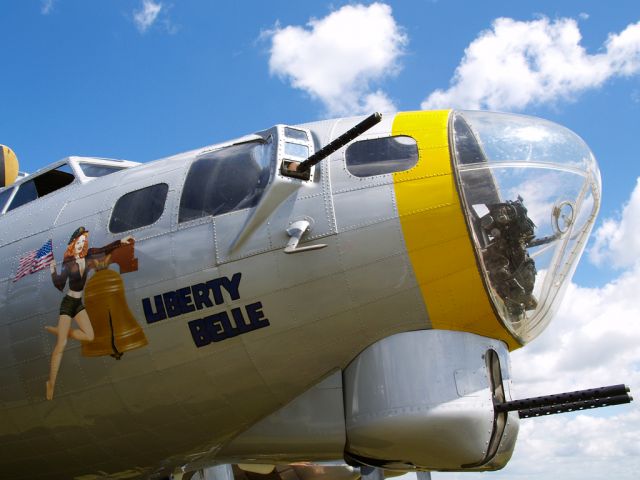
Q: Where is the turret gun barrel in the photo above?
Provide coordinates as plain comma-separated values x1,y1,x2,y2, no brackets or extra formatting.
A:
527,233,560,248
495,384,633,419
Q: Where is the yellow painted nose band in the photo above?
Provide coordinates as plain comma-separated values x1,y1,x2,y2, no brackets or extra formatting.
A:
392,111,520,350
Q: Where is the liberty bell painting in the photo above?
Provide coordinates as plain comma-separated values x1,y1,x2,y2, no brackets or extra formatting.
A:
82,238,148,359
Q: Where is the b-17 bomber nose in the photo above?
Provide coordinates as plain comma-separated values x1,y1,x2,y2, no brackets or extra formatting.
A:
450,110,601,344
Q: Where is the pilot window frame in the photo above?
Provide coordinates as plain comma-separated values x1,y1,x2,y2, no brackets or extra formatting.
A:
0,186,14,214
6,180,37,211
282,127,311,159
277,125,317,182
109,183,169,234
178,140,273,224
5,163,76,212
345,135,419,178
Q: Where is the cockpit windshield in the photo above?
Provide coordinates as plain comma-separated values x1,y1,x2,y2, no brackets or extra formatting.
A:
452,111,600,343
179,140,273,223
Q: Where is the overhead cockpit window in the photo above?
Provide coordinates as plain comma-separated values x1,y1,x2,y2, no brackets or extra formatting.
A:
109,183,168,233
284,127,309,142
179,141,272,223
80,163,125,178
345,136,418,177
6,163,75,212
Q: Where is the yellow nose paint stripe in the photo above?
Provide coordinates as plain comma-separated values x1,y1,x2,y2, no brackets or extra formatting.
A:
392,111,520,350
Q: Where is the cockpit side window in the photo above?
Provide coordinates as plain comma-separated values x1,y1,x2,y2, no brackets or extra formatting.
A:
34,163,75,196
178,141,271,223
109,183,169,233
6,163,75,212
7,180,38,211
345,136,418,177
0,187,14,213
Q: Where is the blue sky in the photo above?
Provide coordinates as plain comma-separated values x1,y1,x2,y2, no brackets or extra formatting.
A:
1,1,639,479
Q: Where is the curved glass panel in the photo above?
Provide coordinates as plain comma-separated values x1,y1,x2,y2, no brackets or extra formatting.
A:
80,163,125,178
452,111,601,343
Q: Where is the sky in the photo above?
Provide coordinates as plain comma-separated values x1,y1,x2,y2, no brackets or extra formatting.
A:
1,1,640,479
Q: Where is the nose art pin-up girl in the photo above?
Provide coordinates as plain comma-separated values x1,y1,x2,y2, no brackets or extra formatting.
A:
45,227,132,400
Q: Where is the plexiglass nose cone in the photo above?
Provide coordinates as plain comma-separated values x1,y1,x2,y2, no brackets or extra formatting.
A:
451,111,601,344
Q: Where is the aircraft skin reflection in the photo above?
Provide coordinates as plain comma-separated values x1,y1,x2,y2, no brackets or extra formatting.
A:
0,110,620,480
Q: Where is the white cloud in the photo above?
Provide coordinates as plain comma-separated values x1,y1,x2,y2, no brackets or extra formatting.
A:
266,3,407,116
41,0,54,15
512,267,640,397
487,181,640,479
422,17,640,110
493,259,640,479
133,0,163,34
360,90,397,115
589,177,640,268
397,182,640,480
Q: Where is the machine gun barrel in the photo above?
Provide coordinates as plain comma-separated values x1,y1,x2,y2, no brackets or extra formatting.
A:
527,233,559,248
517,394,632,418
495,384,632,419
297,112,382,172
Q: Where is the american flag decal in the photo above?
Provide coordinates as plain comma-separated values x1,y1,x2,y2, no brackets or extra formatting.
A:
13,239,54,282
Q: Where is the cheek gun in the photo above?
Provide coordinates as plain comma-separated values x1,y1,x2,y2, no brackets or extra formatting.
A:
495,384,633,419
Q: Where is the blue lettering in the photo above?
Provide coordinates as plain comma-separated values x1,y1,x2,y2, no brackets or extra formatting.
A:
143,295,166,324
222,272,242,301
230,306,251,333
147,274,273,348
188,319,210,347
206,311,233,342
177,287,196,315
192,283,213,310
188,302,271,348
246,301,270,329
163,291,181,318
206,278,225,305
